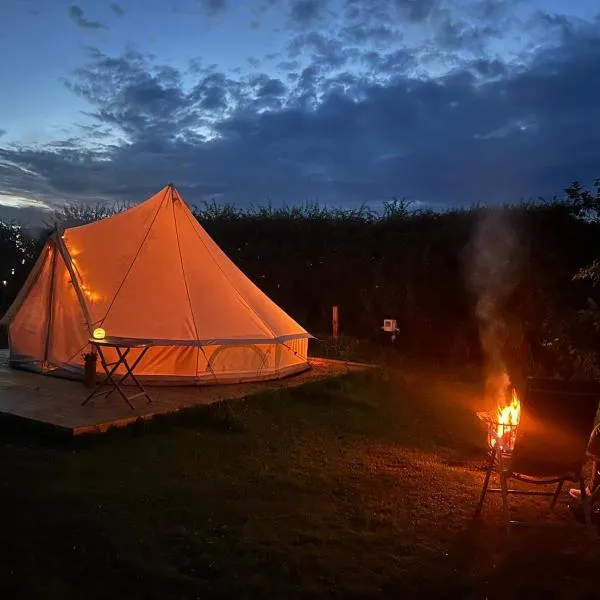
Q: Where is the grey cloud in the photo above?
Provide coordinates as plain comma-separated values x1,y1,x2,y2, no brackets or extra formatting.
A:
252,0,278,15
190,71,244,113
110,3,125,17
344,0,497,24
64,48,200,143
251,75,287,98
343,0,389,23
68,5,106,29
288,33,354,71
343,0,445,25
340,23,401,45
2,17,600,217
287,64,321,109
231,75,288,112
467,0,523,22
343,0,524,52
433,10,501,53
360,48,416,76
470,58,507,78
197,0,228,16
276,60,300,71
391,0,438,22
289,0,330,27
0,130,6,138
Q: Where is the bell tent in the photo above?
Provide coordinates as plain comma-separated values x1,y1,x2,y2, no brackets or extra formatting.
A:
0,185,311,383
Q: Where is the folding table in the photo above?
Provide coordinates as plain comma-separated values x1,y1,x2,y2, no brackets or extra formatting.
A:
82,337,154,409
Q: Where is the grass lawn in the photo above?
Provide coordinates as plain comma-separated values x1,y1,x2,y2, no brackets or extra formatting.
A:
1,367,599,599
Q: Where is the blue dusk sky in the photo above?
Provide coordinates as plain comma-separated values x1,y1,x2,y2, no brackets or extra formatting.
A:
1,0,599,221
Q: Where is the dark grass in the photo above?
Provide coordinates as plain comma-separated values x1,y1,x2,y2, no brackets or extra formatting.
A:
1,369,599,599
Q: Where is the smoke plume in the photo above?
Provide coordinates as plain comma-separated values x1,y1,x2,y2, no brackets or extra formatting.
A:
467,209,520,407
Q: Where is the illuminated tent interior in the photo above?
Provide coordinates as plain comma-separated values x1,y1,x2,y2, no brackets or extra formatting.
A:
0,185,311,384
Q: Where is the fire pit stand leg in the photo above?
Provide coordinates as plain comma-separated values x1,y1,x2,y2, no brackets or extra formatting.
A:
550,481,564,510
475,446,497,517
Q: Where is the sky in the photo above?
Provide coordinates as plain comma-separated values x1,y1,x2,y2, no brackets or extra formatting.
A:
1,0,600,222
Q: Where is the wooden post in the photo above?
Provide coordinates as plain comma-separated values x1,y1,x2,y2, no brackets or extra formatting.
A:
332,305,339,339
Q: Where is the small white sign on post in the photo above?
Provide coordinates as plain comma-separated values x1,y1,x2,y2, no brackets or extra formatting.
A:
382,319,399,344
382,319,398,333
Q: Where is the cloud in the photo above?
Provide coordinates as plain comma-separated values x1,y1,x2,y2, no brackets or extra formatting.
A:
392,0,438,23
63,48,204,144
0,130,6,138
197,0,228,16
360,48,416,75
110,3,124,17
276,59,300,71
433,9,502,53
68,5,106,30
341,0,521,54
340,23,401,45
288,33,354,71
2,10,600,218
288,0,330,27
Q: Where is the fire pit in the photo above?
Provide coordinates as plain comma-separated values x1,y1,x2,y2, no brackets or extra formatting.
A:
475,376,600,535
477,372,521,452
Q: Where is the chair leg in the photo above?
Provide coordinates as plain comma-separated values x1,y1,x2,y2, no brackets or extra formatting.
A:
550,480,564,510
499,471,512,535
475,446,496,517
589,484,600,507
580,477,596,538
495,450,512,535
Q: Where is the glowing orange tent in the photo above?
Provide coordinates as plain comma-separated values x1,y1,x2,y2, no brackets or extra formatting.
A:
0,185,311,383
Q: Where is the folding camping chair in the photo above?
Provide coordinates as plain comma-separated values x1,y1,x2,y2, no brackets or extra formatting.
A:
475,377,600,535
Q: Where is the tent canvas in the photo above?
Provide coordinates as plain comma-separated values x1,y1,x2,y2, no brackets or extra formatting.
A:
0,185,311,384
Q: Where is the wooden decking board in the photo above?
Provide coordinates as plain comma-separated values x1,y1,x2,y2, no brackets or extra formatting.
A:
0,351,371,435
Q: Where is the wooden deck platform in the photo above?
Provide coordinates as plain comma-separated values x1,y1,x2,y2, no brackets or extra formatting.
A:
0,351,371,435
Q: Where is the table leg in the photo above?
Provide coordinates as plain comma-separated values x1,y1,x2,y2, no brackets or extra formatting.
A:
106,347,132,399
82,344,154,410
116,346,153,405
82,346,127,406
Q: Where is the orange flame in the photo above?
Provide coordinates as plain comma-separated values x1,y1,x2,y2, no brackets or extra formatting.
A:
489,386,521,451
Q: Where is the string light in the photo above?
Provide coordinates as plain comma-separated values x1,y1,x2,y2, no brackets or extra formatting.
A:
63,238,101,303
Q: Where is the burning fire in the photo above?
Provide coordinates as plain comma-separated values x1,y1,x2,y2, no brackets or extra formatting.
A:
489,384,521,451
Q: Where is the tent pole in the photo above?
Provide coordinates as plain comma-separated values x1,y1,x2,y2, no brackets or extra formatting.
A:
42,242,58,367
54,232,93,335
